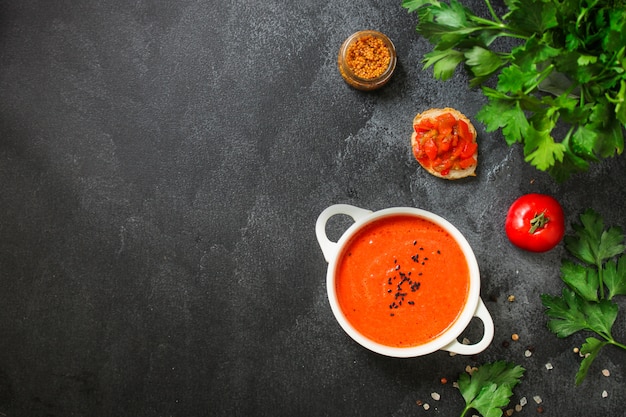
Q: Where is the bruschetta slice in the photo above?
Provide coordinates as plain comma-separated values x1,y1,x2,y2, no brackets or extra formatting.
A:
411,108,478,179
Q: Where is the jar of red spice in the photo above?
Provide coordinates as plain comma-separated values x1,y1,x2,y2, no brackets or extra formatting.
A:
338,30,397,91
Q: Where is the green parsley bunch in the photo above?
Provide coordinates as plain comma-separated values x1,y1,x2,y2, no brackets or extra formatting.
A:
542,209,626,385
402,0,626,181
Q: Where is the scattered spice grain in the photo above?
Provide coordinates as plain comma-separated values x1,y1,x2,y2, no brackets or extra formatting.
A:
602,369,610,377
511,333,519,341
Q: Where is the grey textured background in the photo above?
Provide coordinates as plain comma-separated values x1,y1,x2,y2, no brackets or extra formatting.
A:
1,0,625,416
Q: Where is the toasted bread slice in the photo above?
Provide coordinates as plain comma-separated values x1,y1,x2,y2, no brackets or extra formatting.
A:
411,107,478,180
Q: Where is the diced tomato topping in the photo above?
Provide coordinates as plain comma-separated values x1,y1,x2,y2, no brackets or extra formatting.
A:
436,113,455,137
461,141,478,159
439,135,452,153
459,157,476,169
456,119,471,140
423,138,438,161
414,119,437,133
450,142,463,161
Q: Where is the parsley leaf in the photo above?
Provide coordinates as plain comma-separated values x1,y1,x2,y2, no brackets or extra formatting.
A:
423,49,464,80
457,361,525,417
541,288,617,339
504,0,558,35
560,260,599,302
576,337,608,386
604,256,626,299
523,116,566,171
401,0,440,13
541,210,626,384
476,93,529,145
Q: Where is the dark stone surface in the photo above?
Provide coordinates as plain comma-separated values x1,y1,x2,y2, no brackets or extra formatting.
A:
0,1,624,416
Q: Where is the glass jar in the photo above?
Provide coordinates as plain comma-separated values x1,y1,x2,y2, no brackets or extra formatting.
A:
338,30,397,91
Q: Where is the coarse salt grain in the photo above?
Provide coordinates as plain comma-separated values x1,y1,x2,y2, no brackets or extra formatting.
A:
545,363,553,370
520,397,527,406
533,395,542,404
423,403,430,410
431,392,441,401
462,337,471,345
602,369,610,377
524,349,532,357
602,390,608,398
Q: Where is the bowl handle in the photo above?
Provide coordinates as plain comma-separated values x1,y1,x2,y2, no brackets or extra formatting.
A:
315,204,373,263
441,298,494,355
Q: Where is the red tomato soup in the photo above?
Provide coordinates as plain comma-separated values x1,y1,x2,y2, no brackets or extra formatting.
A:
335,215,470,347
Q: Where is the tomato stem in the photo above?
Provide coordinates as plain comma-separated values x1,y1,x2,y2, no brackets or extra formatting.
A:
528,211,549,234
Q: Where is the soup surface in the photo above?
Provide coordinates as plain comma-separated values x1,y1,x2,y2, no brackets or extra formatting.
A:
335,215,470,347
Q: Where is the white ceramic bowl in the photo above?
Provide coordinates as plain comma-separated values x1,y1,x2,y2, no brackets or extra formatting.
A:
316,204,494,358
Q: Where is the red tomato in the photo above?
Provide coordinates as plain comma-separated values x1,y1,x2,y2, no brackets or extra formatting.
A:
505,193,565,252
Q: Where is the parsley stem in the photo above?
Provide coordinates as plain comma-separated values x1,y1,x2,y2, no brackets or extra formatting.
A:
524,64,555,96
483,0,502,24
610,340,626,351
466,15,528,40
